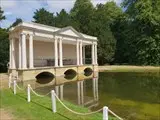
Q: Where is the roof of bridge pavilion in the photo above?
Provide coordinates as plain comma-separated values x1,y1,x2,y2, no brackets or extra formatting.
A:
9,22,98,41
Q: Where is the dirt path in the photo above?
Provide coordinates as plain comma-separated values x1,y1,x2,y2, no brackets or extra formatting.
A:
0,73,9,89
0,108,14,120
0,73,15,120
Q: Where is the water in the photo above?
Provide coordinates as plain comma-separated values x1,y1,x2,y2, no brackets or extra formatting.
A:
19,71,160,120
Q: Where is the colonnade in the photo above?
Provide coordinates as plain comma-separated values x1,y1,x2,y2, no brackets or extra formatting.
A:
9,34,98,69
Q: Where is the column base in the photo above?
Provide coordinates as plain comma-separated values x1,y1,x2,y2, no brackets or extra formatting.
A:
28,67,34,69
20,67,27,70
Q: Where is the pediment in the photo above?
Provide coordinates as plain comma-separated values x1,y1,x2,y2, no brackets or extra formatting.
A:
60,29,79,37
54,26,84,38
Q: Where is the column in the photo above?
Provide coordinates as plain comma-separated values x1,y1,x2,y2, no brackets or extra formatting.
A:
83,46,85,64
21,33,27,69
9,39,12,69
59,38,63,67
29,34,34,68
80,41,83,65
11,38,16,69
92,43,95,65
76,40,79,65
94,44,97,65
18,35,22,69
54,37,58,67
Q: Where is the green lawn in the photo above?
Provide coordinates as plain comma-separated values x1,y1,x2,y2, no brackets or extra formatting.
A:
99,65,160,73
0,89,116,120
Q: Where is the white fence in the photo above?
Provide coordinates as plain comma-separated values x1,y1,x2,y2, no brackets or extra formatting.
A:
9,79,123,120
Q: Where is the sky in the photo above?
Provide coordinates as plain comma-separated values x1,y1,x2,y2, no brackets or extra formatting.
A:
0,0,122,28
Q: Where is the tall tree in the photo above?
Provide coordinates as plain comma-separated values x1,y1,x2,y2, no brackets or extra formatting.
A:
70,0,94,33
0,28,9,72
0,7,8,72
90,2,123,64
0,7,5,21
10,18,22,28
55,9,71,28
121,0,160,65
33,8,55,26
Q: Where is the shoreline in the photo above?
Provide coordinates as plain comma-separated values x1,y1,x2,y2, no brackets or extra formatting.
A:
98,65,160,72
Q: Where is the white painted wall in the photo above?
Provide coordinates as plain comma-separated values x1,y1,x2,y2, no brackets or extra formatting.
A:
63,44,76,59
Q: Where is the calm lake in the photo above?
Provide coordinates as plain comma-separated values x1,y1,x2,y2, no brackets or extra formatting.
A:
19,71,160,120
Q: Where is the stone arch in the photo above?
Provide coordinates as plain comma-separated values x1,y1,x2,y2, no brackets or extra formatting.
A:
84,67,93,76
35,71,55,84
64,69,77,80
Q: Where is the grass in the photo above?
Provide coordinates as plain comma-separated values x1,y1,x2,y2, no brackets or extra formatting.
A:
0,89,116,120
99,65,160,72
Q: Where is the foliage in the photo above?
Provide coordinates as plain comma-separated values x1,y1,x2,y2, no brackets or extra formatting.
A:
119,0,160,65
33,8,55,26
0,29,9,72
55,9,71,28
9,18,22,28
0,7,5,21
92,2,123,64
70,0,94,33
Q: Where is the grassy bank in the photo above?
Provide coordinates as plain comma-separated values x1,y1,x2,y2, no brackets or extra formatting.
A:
0,89,116,120
99,65,160,72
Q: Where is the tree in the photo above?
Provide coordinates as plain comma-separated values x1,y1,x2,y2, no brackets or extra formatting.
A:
55,9,71,28
0,7,5,21
33,8,55,26
70,0,94,33
120,0,160,65
90,2,123,64
10,18,22,28
0,28,9,72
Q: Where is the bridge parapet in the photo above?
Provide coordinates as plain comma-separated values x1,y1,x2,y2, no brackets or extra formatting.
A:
11,65,98,81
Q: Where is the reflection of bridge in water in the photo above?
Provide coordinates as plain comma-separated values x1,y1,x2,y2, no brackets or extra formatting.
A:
55,76,99,108
19,71,99,109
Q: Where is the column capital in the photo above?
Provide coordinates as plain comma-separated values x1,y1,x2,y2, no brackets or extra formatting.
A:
77,39,82,42
55,36,63,40
93,42,97,45
28,33,34,37
20,32,27,36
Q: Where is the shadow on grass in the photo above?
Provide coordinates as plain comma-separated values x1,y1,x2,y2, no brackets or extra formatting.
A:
14,91,72,120
16,93,51,111
57,112,72,120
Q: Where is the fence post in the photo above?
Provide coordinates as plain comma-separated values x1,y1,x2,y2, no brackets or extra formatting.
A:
27,84,31,102
13,80,16,95
103,106,108,120
51,90,56,113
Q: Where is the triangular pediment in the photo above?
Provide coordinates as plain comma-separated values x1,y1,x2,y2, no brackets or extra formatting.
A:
54,26,84,38
61,29,79,37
